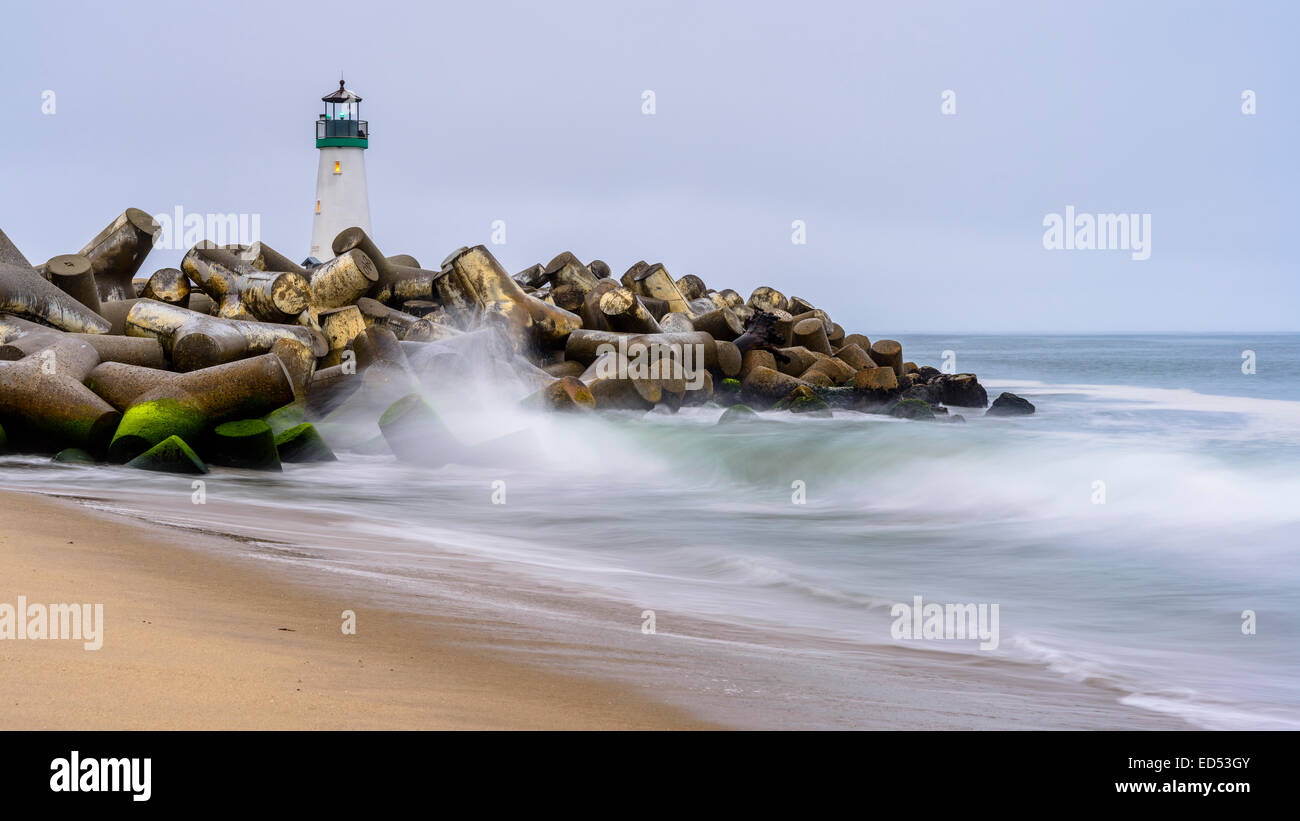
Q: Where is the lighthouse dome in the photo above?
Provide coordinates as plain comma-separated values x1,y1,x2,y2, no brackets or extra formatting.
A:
322,80,362,104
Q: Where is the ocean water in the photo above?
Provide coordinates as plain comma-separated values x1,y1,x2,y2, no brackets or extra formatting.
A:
3,333,1297,729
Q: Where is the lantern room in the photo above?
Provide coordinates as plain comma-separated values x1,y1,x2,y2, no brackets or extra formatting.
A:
316,80,369,147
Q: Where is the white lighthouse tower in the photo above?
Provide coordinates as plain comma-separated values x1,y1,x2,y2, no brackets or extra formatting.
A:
310,79,372,260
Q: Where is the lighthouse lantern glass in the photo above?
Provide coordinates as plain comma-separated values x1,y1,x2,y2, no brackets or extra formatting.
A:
316,83,368,143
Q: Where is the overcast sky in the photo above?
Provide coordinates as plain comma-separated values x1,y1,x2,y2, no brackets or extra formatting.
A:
2,0,1295,332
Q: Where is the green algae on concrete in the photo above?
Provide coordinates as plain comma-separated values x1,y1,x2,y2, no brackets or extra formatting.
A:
50,409,122,455
207,419,282,471
889,398,936,420
52,447,96,465
105,353,295,464
717,404,758,425
274,422,337,463
714,377,743,407
378,393,458,465
262,401,307,436
108,397,210,464
125,435,209,474
771,385,831,415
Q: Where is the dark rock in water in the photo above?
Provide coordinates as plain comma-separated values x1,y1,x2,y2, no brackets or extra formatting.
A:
0,422,5,453
206,419,282,471
898,372,926,392
714,377,743,407
52,448,96,464
986,392,1036,416
772,385,832,416
917,366,942,383
901,381,944,406
275,423,337,463
717,404,758,425
126,435,208,474
941,414,966,424
811,385,857,409
888,398,935,420
935,373,988,408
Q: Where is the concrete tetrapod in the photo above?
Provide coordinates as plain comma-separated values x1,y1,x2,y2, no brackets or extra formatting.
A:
675,274,708,302
440,245,582,348
84,362,174,411
0,228,35,270
869,339,904,378
521,376,596,413
274,422,337,463
740,366,809,410
125,299,326,371
205,419,282,471
0,319,165,369
107,352,295,463
308,249,380,312
241,241,308,275
386,254,421,269
598,288,662,335
332,228,439,305
355,297,455,341
179,246,253,320
44,254,101,314
52,447,96,464
76,208,159,302
182,245,311,323
126,435,209,474
377,393,461,466
139,267,190,307
0,335,120,453
544,252,600,299
0,261,111,334
629,263,693,317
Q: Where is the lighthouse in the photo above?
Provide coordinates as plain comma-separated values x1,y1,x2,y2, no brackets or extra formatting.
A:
310,79,372,260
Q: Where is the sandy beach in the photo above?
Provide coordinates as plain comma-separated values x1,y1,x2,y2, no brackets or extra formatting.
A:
0,490,710,730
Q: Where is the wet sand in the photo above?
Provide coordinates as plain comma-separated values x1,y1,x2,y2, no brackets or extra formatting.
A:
0,490,711,730
0,485,1190,731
